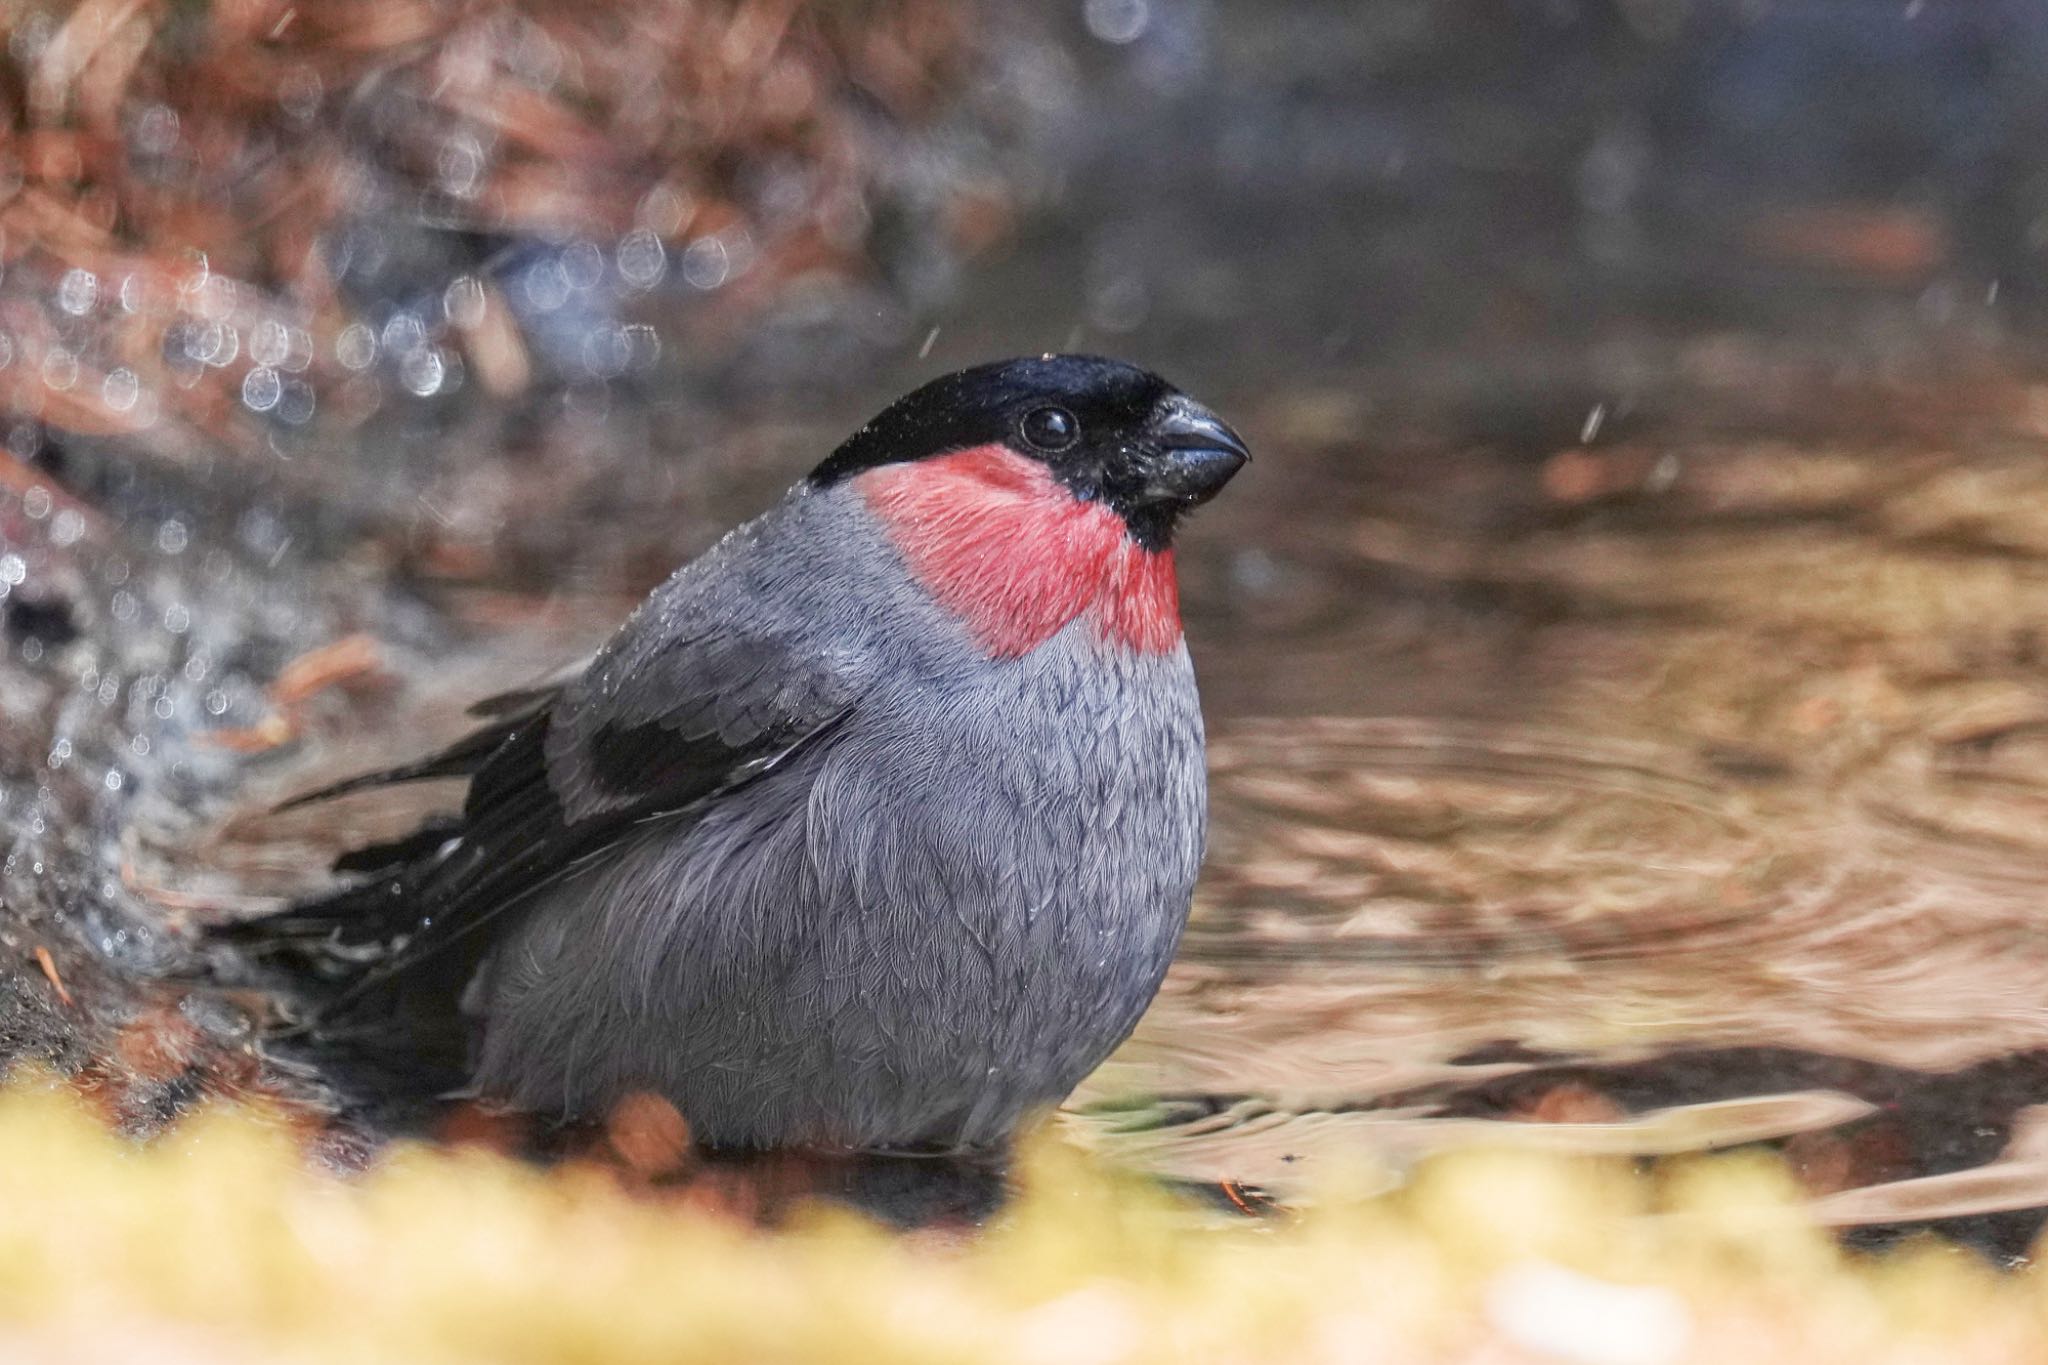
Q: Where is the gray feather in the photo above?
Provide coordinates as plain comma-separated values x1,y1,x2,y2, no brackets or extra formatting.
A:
469,483,1206,1150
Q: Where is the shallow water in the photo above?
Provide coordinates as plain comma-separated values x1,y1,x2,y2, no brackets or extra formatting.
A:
1075,404,2048,1255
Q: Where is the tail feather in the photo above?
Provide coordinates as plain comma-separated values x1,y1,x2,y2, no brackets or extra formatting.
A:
215,697,565,1036
332,816,464,876
212,873,421,951
211,856,487,1058
271,706,544,813
271,752,473,813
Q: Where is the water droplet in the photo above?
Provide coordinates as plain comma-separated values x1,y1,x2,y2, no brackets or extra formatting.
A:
522,259,571,312
277,379,315,425
1084,0,1150,45
163,603,189,633
624,324,661,368
110,589,137,621
21,486,50,519
250,318,290,368
49,508,83,546
282,327,315,373
204,688,229,716
437,135,486,198
104,769,123,792
41,348,78,390
56,268,97,316
134,103,179,155
616,228,667,289
152,695,174,720
177,251,210,296
636,184,691,236
400,347,446,398
582,326,632,379
185,321,228,365
680,236,730,290
381,312,426,357
444,275,486,327
130,734,150,756
336,322,378,371
241,366,281,412
194,275,237,323
0,554,23,585
101,367,138,413
156,520,188,555
19,638,41,663
563,241,605,290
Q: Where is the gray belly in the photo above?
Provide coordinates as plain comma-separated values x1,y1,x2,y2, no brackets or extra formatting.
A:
468,633,1206,1150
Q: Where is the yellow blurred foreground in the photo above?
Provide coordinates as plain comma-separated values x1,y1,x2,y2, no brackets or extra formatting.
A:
0,1074,2040,1365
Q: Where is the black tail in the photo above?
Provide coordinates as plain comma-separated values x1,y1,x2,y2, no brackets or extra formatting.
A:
269,680,558,813
212,681,567,1029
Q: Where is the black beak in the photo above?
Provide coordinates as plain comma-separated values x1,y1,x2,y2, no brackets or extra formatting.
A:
1143,395,1250,507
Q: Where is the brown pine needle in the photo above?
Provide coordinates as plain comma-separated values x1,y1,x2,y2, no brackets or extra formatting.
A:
32,946,73,1008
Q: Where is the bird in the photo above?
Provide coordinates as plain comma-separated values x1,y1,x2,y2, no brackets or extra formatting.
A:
223,354,1248,1154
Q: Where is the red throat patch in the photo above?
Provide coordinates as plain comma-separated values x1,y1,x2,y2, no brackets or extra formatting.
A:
857,444,1182,659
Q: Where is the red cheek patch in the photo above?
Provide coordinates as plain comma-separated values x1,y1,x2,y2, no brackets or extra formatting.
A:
857,445,1182,659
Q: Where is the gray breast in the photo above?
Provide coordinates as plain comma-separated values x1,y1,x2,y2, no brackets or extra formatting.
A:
469,496,1207,1151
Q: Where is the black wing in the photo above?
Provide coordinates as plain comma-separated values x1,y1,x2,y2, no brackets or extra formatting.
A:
268,679,560,814
223,604,872,1026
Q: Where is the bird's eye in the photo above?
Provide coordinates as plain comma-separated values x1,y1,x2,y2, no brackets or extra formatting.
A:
1020,406,1079,452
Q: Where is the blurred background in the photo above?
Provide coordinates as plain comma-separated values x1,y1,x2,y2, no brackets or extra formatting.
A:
9,0,2048,1261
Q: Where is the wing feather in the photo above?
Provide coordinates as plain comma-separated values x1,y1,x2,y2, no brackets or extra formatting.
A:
224,564,872,1026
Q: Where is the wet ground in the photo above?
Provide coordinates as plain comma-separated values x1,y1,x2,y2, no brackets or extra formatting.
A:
12,0,2048,1258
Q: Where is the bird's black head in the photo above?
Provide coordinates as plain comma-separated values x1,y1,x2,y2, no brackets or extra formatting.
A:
809,355,1249,549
